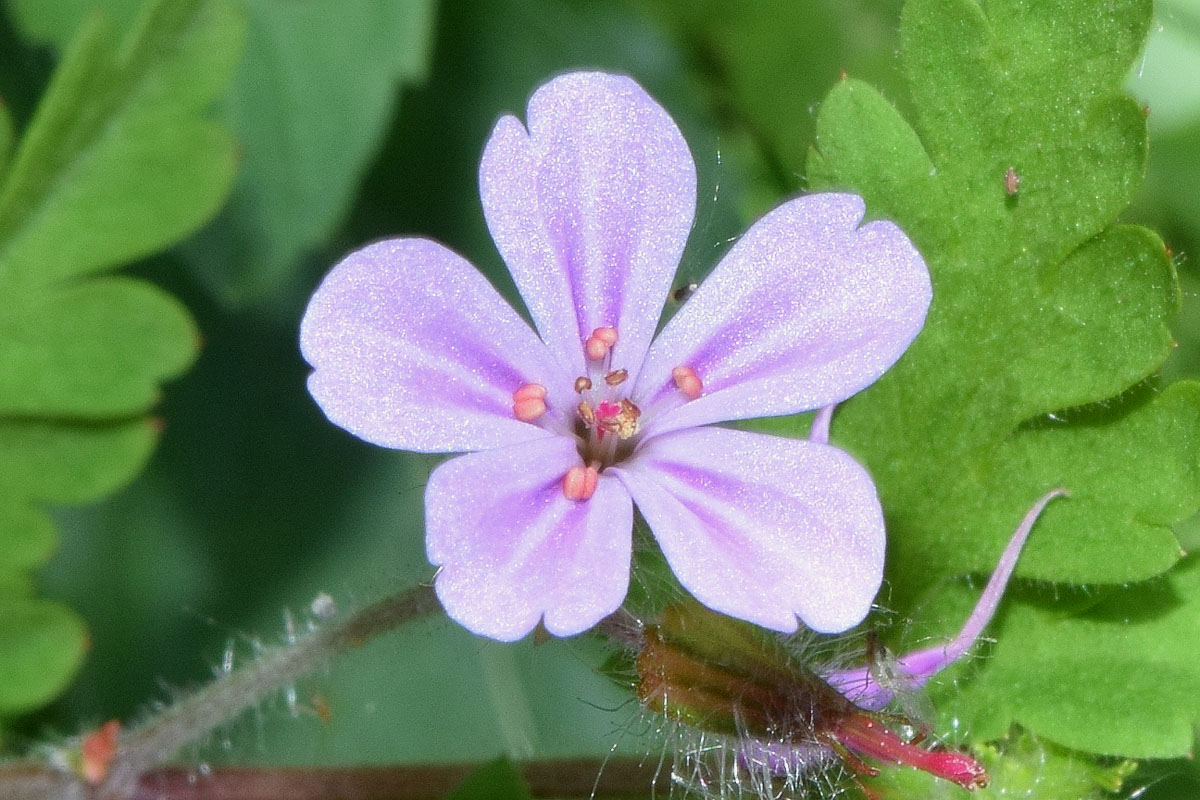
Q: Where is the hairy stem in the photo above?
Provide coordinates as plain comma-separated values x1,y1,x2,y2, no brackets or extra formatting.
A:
100,584,441,798
0,584,441,800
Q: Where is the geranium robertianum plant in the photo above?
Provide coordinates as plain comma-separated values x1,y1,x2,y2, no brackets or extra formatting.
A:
298,71,1071,795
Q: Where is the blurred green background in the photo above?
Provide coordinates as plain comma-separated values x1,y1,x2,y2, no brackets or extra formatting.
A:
1,0,1198,795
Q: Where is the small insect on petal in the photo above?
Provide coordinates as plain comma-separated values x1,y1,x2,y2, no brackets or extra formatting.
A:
671,281,698,303
1004,166,1020,196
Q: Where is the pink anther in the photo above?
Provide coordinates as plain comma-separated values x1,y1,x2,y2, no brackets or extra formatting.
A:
585,326,619,361
512,382,548,421
672,365,703,399
513,383,547,402
585,336,609,361
593,326,618,346
562,464,600,502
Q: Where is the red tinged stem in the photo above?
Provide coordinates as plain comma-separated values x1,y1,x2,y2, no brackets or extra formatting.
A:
832,713,988,790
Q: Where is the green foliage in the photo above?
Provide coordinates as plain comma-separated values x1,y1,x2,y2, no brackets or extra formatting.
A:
8,0,436,307
745,0,1200,762
0,0,242,716
0,101,12,173
7,0,144,47
183,0,437,305
868,730,1135,800
932,554,1200,758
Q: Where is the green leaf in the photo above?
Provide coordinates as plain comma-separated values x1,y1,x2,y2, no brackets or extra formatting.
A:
182,0,437,305
6,0,144,49
924,555,1200,759
0,278,196,417
0,1,242,289
798,0,1180,591
759,0,1200,758
0,0,243,716
0,101,12,177
868,730,1136,800
448,758,533,800
0,596,88,715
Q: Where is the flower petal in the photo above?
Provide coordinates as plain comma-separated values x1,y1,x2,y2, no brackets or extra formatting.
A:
426,436,633,641
300,238,574,453
635,194,931,437
480,71,696,382
610,427,884,633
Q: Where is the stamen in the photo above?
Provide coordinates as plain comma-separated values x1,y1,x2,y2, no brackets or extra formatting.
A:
593,326,618,346
562,464,600,502
585,336,609,361
578,401,595,426
513,383,547,401
672,365,703,399
512,383,548,422
585,326,619,361
605,369,629,387
574,377,592,393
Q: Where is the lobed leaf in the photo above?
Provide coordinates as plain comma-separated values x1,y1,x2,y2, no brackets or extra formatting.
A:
754,0,1200,757
0,596,87,715
926,554,1200,759
0,0,243,716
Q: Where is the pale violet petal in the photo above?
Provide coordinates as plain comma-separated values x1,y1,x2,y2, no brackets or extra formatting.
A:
300,238,574,453
480,71,696,383
635,194,931,437
611,427,884,633
426,436,633,641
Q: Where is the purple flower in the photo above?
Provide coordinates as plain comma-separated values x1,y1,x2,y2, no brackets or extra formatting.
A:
299,72,931,641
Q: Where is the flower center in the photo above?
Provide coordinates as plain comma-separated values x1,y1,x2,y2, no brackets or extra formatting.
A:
510,325,704,502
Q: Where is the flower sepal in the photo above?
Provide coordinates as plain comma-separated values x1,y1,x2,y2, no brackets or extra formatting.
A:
634,600,990,794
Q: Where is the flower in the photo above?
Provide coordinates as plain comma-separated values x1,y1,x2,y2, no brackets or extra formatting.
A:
299,71,931,642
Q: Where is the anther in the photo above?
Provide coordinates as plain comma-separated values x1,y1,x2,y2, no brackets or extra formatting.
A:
585,326,619,361
593,326,618,346
585,336,608,361
672,365,703,400
574,377,592,393
605,369,628,387
577,401,595,426
512,382,548,422
563,464,600,502
513,383,547,401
